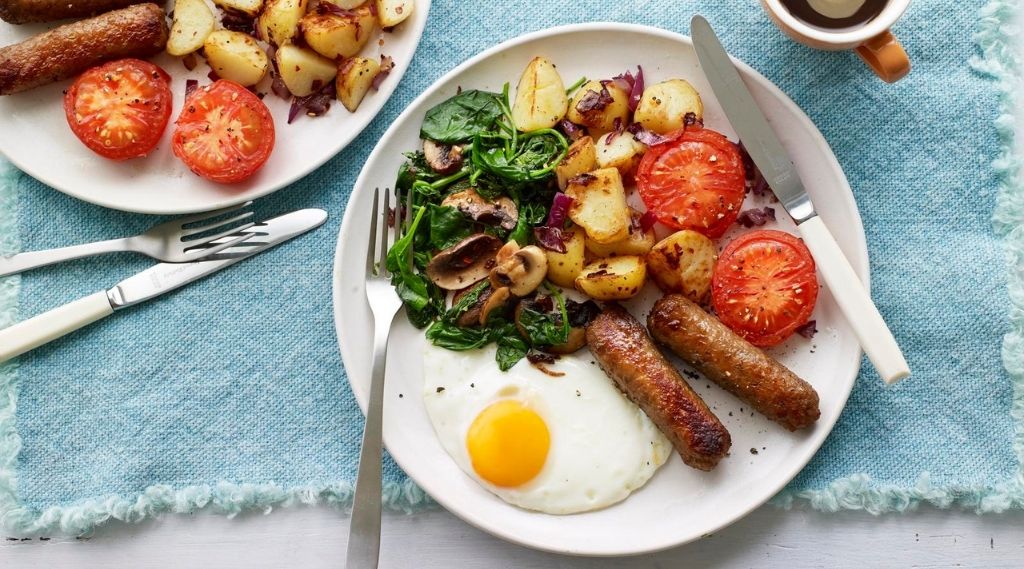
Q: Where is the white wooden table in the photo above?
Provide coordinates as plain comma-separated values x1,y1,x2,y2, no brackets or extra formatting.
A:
3,10,1023,569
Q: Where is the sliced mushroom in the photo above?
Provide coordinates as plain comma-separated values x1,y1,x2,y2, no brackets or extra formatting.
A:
479,286,512,326
489,242,548,297
426,234,503,290
441,188,519,231
450,285,491,327
546,327,587,354
423,139,464,174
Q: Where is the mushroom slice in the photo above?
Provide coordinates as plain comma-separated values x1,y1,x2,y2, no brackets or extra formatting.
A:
441,188,519,231
489,243,548,297
479,286,512,326
546,327,586,354
423,139,464,174
426,234,503,290
452,285,493,327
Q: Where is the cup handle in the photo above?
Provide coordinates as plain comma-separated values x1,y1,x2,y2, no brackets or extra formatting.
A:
855,30,910,83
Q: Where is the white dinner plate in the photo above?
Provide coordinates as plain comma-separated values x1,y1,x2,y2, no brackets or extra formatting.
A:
0,0,429,214
333,23,867,556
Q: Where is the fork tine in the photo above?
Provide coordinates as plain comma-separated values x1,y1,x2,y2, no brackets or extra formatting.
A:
181,231,255,258
185,221,256,248
379,189,392,279
367,188,380,276
181,211,255,237
176,201,253,228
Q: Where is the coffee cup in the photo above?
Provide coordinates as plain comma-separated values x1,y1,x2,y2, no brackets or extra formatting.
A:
760,0,911,83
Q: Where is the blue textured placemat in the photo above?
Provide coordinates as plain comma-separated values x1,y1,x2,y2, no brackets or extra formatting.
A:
1,0,1022,535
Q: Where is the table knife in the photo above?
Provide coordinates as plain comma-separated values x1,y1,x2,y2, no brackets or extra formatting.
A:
0,208,328,364
691,15,909,384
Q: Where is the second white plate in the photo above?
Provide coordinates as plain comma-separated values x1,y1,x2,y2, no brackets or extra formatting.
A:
0,0,429,214
333,22,866,556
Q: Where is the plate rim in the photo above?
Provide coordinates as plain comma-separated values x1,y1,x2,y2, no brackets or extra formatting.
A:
0,0,431,215
333,21,867,556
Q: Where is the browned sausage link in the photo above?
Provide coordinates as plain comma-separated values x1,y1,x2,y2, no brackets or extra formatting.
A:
648,294,821,431
0,0,152,24
0,4,168,95
586,303,731,471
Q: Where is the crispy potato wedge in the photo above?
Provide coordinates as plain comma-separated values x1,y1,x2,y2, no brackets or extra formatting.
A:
511,56,569,132
565,167,631,245
275,43,337,96
166,0,216,56
212,0,263,17
336,56,380,111
301,6,375,60
203,31,269,87
646,230,717,303
544,225,586,288
574,256,647,301
376,0,413,27
634,79,703,134
555,135,597,191
585,208,656,258
566,80,630,137
595,130,646,179
256,0,307,46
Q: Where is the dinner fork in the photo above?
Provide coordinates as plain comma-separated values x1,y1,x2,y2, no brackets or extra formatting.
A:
346,187,409,569
0,202,256,278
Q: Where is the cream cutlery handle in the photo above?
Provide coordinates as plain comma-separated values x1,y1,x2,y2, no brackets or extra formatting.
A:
0,291,114,363
798,216,910,384
0,238,132,278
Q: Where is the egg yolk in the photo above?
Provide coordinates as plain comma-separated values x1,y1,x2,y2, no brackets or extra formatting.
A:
466,400,550,488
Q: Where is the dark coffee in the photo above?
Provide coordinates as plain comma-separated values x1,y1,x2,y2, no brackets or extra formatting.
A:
780,0,888,30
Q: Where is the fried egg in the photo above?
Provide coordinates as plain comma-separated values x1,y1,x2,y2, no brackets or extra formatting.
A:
422,343,671,514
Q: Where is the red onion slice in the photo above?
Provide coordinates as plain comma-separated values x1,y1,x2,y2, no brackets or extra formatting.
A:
628,65,644,112
545,192,574,228
533,226,567,253
371,55,394,90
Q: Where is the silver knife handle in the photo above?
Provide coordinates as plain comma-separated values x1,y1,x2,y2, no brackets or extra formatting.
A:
0,291,115,363
798,216,910,384
0,238,133,278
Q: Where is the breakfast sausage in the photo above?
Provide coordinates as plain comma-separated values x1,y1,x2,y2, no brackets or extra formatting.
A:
0,4,168,95
586,303,731,471
0,0,150,24
648,294,820,431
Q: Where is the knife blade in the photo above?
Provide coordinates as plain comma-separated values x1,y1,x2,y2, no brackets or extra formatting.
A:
691,15,909,384
0,208,327,363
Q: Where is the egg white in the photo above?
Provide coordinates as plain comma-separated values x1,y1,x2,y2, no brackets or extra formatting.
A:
422,343,671,515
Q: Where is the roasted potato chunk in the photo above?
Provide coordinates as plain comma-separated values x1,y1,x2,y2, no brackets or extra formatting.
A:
376,0,413,27
166,0,216,56
301,6,375,60
256,0,307,46
585,209,656,258
566,80,630,136
275,44,337,96
544,225,586,288
203,31,269,87
565,167,631,245
575,256,647,301
336,56,380,111
634,79,703,134
595,130,646,179
511,56,569,132
555,135,597,190
646,230,717,303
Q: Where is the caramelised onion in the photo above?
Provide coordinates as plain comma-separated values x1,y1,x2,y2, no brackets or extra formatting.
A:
575,83,612,112
372,55,394,90
534,193,575,253
221,9,256,34
626,123,680,147
184,79,198,100
182,52,198,71
545,192,573,228
736,206,776,228
207,69,221,82
638,210,658,232
533,226,567,253
559,119,585,141
795,320,818,339
316,1,355,15
271,72,291,100
288,80,336,124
